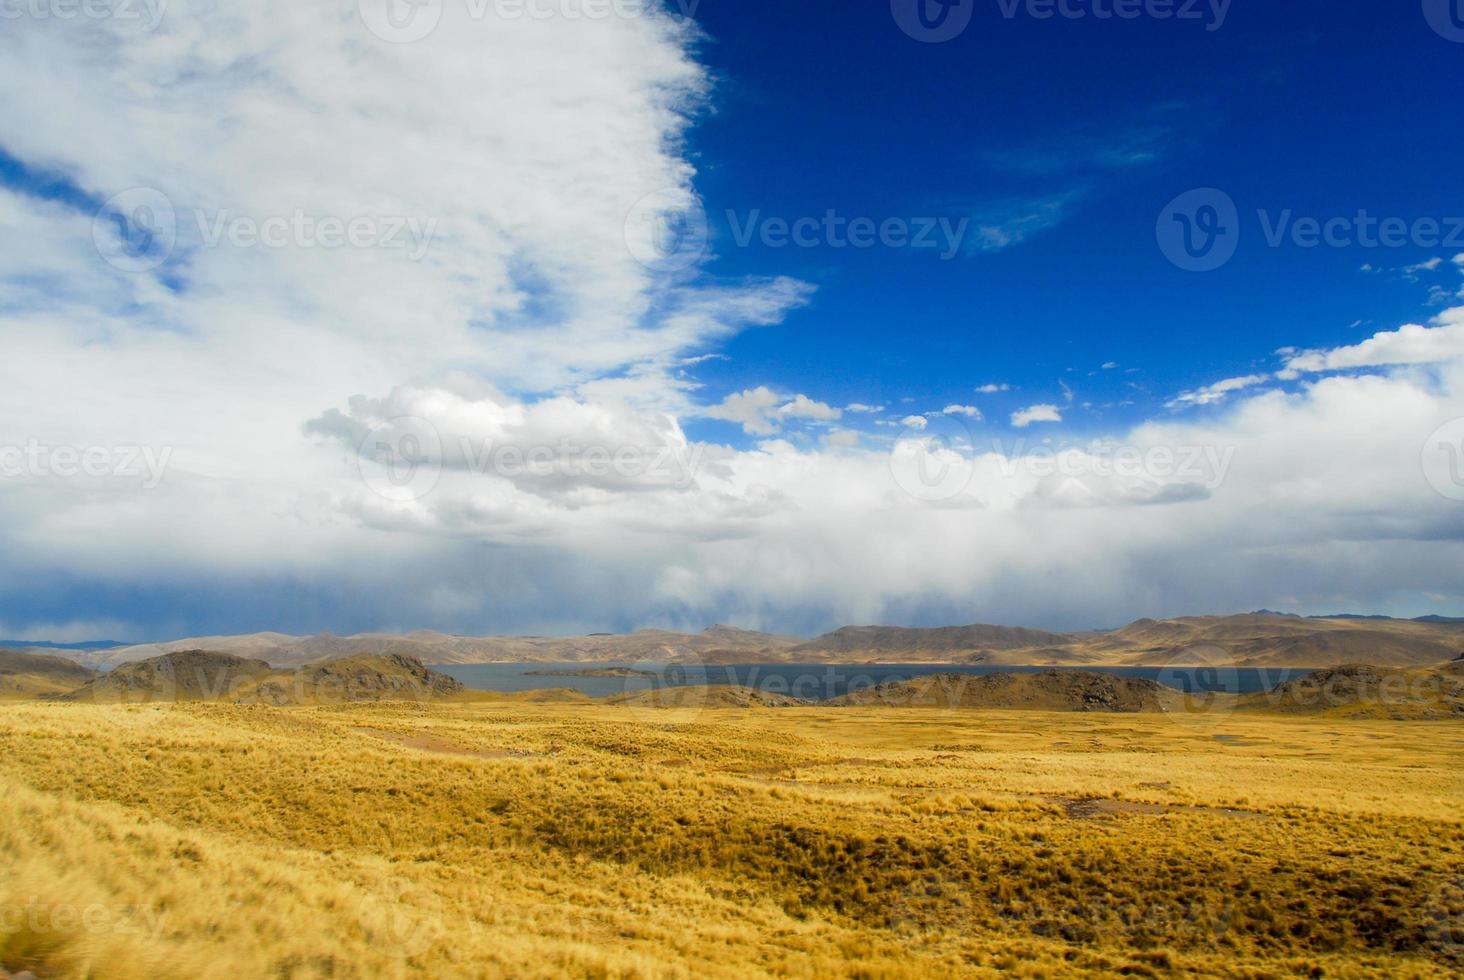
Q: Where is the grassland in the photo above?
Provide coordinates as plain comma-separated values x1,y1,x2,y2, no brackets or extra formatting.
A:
1,699,1461,978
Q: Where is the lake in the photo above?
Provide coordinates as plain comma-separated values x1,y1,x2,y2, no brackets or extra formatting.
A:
435,662,1310,701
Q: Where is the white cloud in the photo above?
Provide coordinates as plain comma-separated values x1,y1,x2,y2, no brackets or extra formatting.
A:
942,405,983,419
1404,257,1444,275
845,403,886,414
705,388,839,434
1280,316,1464,378
705,387,783,435
970,192,1082,253
977,384,1012,394
1011,404,1063,427
1102,362,1119,370
5,7,1464,638
306,382,701,498
1167,374,1271,409
779,395,842,423
279,346,1464,635
901,415,929,430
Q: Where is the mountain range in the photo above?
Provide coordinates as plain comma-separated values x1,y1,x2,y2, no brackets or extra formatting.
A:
9,612,1463,671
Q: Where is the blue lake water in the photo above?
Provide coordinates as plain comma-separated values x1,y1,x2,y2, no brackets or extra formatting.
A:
435,663,1309,701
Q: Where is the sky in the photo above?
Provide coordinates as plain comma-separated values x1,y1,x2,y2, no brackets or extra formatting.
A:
2,0,1464,642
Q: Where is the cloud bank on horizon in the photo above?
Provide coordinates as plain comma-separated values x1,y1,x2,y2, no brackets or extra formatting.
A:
1,3,1463,641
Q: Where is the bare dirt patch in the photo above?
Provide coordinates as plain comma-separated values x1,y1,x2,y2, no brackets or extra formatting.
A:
1052,796,1266,821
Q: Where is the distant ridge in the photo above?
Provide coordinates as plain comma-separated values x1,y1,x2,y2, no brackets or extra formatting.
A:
792,624,1074,658
66,625,801,670
0,639,131,651
22,612,1464,672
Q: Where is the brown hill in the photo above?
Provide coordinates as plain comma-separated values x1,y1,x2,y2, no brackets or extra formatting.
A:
0,649,95,700
827,671,1164,712
1239,663,1464,719
1098,615,1462,668
253,654,465,705
59,651,464,706
61,651,272,704
792,624,1077,661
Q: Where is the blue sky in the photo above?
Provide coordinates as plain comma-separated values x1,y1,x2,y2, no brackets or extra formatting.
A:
679,0,1463,440
0,1,1463,641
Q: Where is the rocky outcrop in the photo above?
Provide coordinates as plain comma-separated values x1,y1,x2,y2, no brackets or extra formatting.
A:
828,671,1164,712
60,651,271,703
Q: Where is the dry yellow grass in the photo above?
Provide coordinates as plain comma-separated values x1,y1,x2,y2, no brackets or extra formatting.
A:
1,700,1461,978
